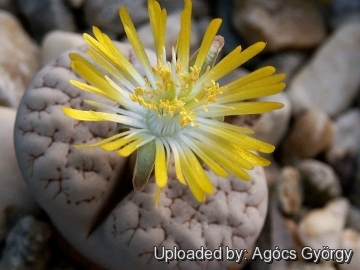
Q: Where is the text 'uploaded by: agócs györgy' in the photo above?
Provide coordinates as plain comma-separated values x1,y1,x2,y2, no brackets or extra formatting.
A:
153,246,354,264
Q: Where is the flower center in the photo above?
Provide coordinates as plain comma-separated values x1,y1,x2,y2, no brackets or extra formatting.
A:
146,110,183,137
129,59,224,133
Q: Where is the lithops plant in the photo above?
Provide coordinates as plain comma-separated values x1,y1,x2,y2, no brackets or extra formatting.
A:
14,0,285,269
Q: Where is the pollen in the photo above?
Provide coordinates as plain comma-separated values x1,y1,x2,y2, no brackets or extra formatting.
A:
129,59,220,128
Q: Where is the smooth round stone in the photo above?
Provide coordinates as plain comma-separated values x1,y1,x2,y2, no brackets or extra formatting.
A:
298,198,349,250
232,0,326,52
0,107,40,241
14,45,269,270
0,11,39,108
41,31,86,65
281,109,334,165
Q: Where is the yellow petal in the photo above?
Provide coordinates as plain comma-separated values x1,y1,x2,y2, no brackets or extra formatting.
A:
148,0,167,59
180,154,207,202
189,131,254,169
194,18,222,69
102,135,136,151
179,134,228,177
119,7,155,86
183,147,214,194
62,108,146,128
155,139,167,187
196,117,254,134
177,0,192,70
219,83,286,103
84,27,145,86
196,142,251,181
167,139,186,185
72,132,129,149
117,137,147,157
205,101,284,117
70,60,123,103
200,42,266,84
222,66,276,89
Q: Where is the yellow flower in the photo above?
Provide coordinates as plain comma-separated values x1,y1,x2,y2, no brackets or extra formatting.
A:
63,0,285,205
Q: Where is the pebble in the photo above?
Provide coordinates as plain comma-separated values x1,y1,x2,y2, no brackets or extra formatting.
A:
41,31,85,65
298,198,349,249
339,229,360,270
0,11,40,108
297,159,341,207
0,216,52,270
232,0,326,52
298,198,349,250
0,107,40,241
280,109,334,165
254,92,292,147
135,11,200,59
83,0,148,38
288,23,360,117
16,0,76,42
276,166,303,216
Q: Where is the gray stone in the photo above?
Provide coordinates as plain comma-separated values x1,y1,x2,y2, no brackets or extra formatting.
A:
83,0,148,38
288,23,360,116
327,109,360,162
326,109,360,190
326,109,360,163
0,216,52,270
0,11,40,108
232,0,326,52
297,159,342,207
17,0,76,42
